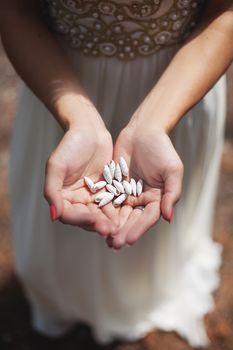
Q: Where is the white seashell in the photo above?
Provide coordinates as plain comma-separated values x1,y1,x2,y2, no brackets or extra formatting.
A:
94,181,107,191
106,184,120,196
130,178,137,197
119,156,129,177
95,192,113,203
84,176,96,193
98,193,114,207
103,165,112,184
114,163,122,182
113,193,127,207
123,180,132,195
113,180,125,194
136,179,144,196
109,160,116,178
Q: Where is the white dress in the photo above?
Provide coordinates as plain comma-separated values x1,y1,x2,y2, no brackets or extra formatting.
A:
9,0,227,347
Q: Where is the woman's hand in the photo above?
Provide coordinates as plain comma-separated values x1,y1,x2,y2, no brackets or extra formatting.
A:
44,104,120,237
107,123,184,249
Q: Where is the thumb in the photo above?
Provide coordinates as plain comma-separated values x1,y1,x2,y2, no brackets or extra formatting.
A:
44,157,66,220
160,165,183,223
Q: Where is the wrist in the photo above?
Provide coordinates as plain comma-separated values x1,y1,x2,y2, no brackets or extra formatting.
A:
54,93,106,132
129,84,186,134
129,105,181,135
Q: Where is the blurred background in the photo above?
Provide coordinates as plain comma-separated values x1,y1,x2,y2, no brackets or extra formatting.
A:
0,39,232,350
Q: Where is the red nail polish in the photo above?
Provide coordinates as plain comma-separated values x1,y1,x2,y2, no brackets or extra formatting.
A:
106,237,113,248
50,205,57,221
169,207,174,224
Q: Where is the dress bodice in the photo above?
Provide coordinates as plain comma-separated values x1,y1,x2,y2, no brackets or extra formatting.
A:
40,0,205,59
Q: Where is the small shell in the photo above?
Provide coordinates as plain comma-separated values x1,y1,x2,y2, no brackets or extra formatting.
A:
106,184,120,196
113,193,127,207
95,192,113,203
119,156,129,177
130,178,137,197
113,180,125,194
136,179,143,196
98,193,114,207
123,180,132,195
109,160,116,178
94,181,107,191
84,176,96,193
114,163,122,182
103,165,112,184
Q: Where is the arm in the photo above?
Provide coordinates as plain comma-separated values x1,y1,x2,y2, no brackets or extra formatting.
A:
0,0,120,235
110,0,233,249
0,0,105,131
129,0,233,133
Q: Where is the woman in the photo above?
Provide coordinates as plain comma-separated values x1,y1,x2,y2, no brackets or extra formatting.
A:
0,0,232,347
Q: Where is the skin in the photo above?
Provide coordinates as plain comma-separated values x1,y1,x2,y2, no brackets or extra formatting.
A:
0,0,233,249
108,128,183,249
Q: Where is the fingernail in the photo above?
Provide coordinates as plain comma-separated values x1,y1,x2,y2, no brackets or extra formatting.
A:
168,207,174,224
50,205,57,221
106,238,113,248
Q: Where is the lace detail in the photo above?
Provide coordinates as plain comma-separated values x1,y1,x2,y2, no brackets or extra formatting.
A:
40,0,205,60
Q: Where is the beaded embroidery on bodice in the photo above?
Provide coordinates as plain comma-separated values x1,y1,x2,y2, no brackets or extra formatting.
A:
40,0,205,59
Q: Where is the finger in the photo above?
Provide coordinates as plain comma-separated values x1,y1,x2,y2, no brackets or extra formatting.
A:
105,204,133,248
125,201,161,246
88,203,114,237
160,166,183,223
61,188,92,204
118,205,133,230
108,188,162,248
111,208,143,250
60,200,95,227
124,188,162,207
101,203,121,234
44,157,66,219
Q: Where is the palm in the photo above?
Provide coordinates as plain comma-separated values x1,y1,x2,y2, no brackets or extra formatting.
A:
46,127,120,236
107,128,183,249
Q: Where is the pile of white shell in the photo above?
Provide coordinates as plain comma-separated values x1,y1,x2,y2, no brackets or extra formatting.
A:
84,156,143,208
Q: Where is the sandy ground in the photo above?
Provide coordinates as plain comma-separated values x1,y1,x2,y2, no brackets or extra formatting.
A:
0,40,232,350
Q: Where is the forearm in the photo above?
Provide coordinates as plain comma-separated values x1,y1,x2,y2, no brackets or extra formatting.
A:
0,2,102,130
131,7,233,133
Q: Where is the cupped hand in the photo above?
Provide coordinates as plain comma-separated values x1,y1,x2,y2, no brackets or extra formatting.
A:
107,124,184,249
44,113,120,237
